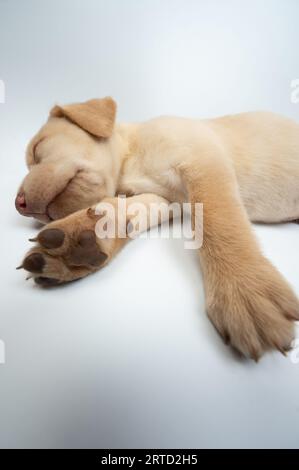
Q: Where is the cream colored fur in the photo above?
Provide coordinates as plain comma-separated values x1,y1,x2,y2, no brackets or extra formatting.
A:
16,98,299,360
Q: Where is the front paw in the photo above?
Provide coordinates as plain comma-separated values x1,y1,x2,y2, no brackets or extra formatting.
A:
206,260,299,360
17,207,117,286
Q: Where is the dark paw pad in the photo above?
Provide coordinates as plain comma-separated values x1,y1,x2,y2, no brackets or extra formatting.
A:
69,230,108,267
34,276,60,287
23,253,45,273
38,228,65,249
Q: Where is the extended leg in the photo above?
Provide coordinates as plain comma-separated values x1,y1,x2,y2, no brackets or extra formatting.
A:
18,193,170,285
180,155,299,359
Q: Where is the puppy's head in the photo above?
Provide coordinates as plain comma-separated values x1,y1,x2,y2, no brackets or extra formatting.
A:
15,97,119,222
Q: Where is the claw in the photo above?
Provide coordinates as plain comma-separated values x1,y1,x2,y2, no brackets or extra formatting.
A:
274,342,287,356
284,311,299,321
87,207,95,218
86,207,101,220
250,350,260,362
223,331,230,345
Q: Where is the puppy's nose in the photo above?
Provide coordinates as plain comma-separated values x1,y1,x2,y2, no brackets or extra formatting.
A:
15,193,27,213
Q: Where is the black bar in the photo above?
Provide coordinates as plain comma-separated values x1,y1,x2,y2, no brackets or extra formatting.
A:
0,449,298,467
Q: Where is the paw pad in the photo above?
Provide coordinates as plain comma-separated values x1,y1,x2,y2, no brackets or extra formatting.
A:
23,253,45,273
34,276,60,287
69,230,108,267
38,228,65,249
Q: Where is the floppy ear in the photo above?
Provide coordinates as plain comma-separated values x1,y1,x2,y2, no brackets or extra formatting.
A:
50,97,117,138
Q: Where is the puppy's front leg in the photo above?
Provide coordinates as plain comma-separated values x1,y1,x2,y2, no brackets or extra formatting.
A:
180,155,299,359
19,193,170,286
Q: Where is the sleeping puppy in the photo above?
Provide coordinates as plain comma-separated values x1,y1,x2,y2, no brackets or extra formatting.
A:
15,97,299,359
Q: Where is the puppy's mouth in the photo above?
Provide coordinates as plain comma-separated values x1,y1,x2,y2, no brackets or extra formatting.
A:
29,211,53,223
14,204,53,223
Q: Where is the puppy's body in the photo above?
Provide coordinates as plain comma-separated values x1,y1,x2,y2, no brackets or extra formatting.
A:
16,98,299,360
118,112,299,222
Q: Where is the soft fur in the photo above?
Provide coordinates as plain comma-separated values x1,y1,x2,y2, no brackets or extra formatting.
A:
16,97,299,360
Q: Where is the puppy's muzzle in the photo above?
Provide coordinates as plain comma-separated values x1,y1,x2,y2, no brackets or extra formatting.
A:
15,189,52,223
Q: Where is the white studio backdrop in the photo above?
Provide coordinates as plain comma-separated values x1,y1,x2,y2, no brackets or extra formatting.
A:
0,0,299,448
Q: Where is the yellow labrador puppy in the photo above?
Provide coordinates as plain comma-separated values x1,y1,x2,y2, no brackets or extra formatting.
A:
16,97,299,359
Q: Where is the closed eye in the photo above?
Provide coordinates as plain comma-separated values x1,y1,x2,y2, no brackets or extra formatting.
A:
32,138,46,164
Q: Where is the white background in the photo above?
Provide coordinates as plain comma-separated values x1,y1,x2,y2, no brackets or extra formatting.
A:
0,0,299,448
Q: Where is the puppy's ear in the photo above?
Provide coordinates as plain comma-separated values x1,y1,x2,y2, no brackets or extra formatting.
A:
50,97,117,138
